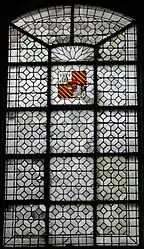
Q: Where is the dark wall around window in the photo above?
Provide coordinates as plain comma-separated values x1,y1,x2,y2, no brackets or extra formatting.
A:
0,0,144,21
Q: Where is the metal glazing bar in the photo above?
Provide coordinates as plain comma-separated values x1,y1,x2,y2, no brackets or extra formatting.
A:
50,200,139,205
49,152,139,157
50,42,95,48
8,60,137,67
5,154,46,159
8,61,94,66
5,152,139,159
50,105,138,111
93,47,97,246
137,20,144,247
97,61,137,65
6,105,138,112
45,47,51,246
3,246,141,249
4,199,45,206
0,20,9,247
6,107,48,112
70,4,74,44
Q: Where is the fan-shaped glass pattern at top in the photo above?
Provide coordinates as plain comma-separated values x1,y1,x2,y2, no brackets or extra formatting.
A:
51,46,94,61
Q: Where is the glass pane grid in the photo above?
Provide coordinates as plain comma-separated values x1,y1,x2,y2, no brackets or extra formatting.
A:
97,156,138,201
8,26,49,63
50,110,94,153
97,110,138,153
4,4,139,248
5,159,44,200
3,205,46,247
73,6,132,45
98,25,137,61
97,65,137,107
7,66,48,108
49,205,93,246
5,111,47,154
96,204,139,246
50,157,94,201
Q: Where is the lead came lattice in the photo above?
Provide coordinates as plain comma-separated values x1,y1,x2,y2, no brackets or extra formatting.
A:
3,4,139,248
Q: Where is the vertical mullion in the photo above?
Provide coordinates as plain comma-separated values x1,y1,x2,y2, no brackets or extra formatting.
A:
45,47,51,246
70,4,74,45
93,47,97,246
0,20,9,247
137,20,144,247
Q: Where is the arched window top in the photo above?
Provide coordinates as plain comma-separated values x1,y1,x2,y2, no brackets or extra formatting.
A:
11,5,134,46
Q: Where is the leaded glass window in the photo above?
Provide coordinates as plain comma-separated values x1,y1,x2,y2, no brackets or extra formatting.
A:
4,4,138,247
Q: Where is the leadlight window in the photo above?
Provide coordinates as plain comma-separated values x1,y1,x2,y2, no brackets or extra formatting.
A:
4,4,138,247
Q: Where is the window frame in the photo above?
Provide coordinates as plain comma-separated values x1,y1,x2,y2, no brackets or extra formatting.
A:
0,4,143,248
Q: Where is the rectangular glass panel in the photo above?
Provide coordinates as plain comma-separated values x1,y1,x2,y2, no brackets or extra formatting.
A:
50,110,94,153
97,156,138,201
50,157,94,201
6,111,46,154
97,65,137,106
5,159,44,200
49,205,93,246
97,204,139,246
97,110,138,153
3,205,46,247
7,66,47,108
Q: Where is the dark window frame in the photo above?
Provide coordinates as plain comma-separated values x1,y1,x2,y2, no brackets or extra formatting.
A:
0,4,144,249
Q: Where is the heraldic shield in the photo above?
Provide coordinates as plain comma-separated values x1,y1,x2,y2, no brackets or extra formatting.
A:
58,71,87,98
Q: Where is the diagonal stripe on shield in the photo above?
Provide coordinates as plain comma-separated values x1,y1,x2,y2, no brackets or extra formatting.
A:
58,84,73,98
72,71,86,85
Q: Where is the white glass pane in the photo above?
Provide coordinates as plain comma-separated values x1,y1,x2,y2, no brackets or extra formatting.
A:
6,112,47,154
50,110,94,153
